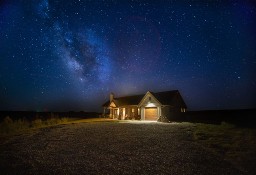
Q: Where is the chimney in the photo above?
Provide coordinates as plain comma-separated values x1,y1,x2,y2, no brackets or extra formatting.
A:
110,92,114,102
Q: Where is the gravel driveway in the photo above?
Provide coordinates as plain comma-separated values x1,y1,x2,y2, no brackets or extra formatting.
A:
0,121,244,174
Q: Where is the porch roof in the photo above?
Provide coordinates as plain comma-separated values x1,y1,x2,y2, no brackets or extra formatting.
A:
102,94,144,107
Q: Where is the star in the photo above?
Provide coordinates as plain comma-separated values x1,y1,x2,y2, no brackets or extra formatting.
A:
0,0,255,111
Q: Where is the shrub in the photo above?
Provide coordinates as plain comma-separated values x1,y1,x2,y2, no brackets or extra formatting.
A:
157,115,170,123
4,116,13,124
32,119,43,128
45,117,64,125
16,119,30,130
60,117,69,123
0,116,14,134
0,116,30,134
220,121,235,128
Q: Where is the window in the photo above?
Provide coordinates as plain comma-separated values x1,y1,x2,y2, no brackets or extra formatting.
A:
181,108,186,113
149,97,151,102
123,108,125,116
132,108,134,112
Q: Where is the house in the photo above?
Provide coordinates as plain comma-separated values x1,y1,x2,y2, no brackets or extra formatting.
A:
102,90,187,121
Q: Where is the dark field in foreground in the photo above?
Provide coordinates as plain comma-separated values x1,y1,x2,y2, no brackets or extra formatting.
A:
0,121,255,174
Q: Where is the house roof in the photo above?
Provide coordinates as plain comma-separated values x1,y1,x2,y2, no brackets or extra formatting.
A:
102,90,187,108
102,94,144,107
152,90,187,108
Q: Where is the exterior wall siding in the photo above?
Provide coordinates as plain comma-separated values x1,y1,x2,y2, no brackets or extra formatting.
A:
161,106,184,121
161,106,170,119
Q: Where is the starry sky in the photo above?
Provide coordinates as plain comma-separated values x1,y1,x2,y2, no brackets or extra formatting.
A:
0,0,256,112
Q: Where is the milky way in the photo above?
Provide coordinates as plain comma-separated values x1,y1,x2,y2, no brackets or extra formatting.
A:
52,22,112,84
0,0,256,111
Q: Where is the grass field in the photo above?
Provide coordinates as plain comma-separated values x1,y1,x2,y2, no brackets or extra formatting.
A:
2,118,114,136
0,116,112,137
0,116,70,136
193,122,256,174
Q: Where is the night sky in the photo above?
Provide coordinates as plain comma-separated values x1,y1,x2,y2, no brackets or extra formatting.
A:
1,0,256,112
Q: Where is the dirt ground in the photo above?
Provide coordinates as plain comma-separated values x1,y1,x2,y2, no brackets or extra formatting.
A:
0,121,247,174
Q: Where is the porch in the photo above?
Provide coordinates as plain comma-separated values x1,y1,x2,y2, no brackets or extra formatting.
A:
103,106,140,120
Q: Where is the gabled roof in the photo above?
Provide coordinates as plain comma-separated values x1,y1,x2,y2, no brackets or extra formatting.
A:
152,90,187,108
138,91,162,107
102,90,187,108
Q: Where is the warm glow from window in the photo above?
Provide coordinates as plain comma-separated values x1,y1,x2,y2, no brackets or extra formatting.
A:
132,108,134,112
123,108,125,116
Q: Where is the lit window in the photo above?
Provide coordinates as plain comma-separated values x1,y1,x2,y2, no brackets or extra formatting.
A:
132,108,134,112
123,108,125,115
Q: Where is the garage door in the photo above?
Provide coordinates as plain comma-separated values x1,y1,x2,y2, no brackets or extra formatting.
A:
145,107,158,120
